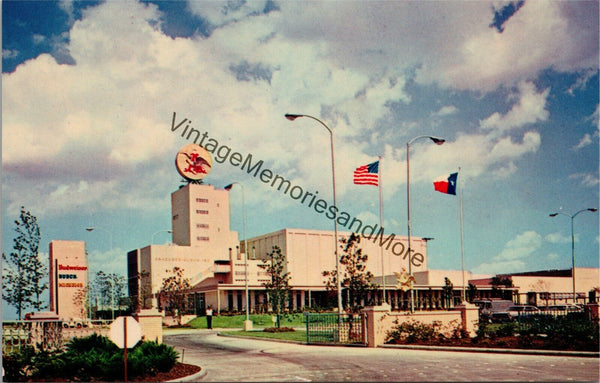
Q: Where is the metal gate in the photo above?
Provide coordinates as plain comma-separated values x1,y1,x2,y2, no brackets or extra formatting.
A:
305,313,366,345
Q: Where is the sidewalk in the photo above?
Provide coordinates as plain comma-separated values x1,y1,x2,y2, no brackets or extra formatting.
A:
380,343,600,358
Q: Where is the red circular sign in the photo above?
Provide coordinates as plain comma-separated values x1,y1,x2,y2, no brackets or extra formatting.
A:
175,144,212,180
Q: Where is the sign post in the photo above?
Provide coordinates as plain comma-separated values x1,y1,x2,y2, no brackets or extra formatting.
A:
109,316,142,382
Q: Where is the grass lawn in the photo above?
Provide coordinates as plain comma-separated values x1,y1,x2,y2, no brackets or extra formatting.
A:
187,313,306,329
221,329,308,342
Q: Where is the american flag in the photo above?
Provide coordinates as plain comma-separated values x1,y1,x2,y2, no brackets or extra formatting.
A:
353,161,379,186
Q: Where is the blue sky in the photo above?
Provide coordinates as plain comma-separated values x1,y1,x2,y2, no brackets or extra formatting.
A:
2,1,598,317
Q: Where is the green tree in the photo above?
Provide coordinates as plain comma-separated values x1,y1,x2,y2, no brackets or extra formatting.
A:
491,276,513,299
467,283,478,302
73,286,90,321
92,271,126,316
159,267,191,325
323,233,378,313
442,277,454,308
2,207,46,319
259,246,291,327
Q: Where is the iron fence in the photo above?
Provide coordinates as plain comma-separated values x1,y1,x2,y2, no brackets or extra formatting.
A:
304,312,365,345
2,320,111,354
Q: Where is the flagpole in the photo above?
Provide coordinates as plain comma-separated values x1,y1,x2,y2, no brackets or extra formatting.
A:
378,156,386,304
459,167,466,302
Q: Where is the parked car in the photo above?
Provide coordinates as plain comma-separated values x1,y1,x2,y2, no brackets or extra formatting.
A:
506,305,541,318
540,304,583,316
488,311,513,323
62,318,87,328
473,299,514,322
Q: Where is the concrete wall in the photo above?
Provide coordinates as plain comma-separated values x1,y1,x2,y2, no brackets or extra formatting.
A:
363,303,479,347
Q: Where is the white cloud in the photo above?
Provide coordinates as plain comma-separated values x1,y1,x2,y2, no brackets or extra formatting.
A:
418,1,598,90
472,259,526,275
586,104,599,126
547,253,560,261
3,49,19,59
472,231,542,274
480,82,549,135
87,247,128,277
573,133,593,150
497,231,542,260
0,0,592,220
545,232,572,244
187,0,271,28
569,173,600,187
433,105,459,117
32,34,46,45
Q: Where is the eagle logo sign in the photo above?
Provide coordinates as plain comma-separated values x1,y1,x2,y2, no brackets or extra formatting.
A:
175,144,212,181
393,268,415,292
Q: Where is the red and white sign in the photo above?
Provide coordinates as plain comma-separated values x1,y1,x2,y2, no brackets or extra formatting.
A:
175,143,212,181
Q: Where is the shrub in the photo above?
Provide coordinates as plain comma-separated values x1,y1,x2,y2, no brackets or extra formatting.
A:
519,315,599,350
386,320,443,344
30,349,66,379
66,332,119,353
496,322,517,337
129,341,179,376
1,334,181,381
263,327,296,333
2,345,36,381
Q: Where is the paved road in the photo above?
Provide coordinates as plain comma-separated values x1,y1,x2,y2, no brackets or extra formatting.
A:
164,330,599,382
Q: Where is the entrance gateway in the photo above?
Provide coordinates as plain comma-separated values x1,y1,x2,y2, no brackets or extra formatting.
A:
305,313,366,345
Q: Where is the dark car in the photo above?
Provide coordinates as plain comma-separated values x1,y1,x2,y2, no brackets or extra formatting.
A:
488,311,513,323
506,305,540,319
474,299,514,322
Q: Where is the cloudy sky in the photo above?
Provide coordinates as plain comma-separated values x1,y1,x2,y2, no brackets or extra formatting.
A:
2,1,598,316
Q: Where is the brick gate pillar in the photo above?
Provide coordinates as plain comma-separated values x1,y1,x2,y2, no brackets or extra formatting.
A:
455,302,479,337
134,308,164,343
362,303,391,348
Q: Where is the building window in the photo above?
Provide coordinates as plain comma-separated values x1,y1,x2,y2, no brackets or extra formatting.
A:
196,198,208,203
196,210,209,214
173,214,178,220
196,236,210,241
196,223,209,229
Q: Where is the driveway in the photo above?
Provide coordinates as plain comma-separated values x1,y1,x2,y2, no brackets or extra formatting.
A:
165,329,599,382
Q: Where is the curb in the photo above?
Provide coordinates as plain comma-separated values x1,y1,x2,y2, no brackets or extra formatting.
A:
164,329,599,358
166,366,207,382
217,330,307,344
217,332,599,357
380,343,600,358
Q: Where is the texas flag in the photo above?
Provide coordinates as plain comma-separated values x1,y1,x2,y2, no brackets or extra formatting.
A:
433,172,458,195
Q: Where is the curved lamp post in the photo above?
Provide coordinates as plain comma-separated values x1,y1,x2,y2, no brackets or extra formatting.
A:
85,226,115,320
406,135,445,313
285,113,342,317
549,208,597,304
224,182,252,330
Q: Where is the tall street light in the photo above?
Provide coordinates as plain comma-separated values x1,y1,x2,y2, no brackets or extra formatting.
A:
406,135,445,313
85,226,115,320
285,114,342,317
152,230,173,244
224,182,252,330
549,208,597,305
